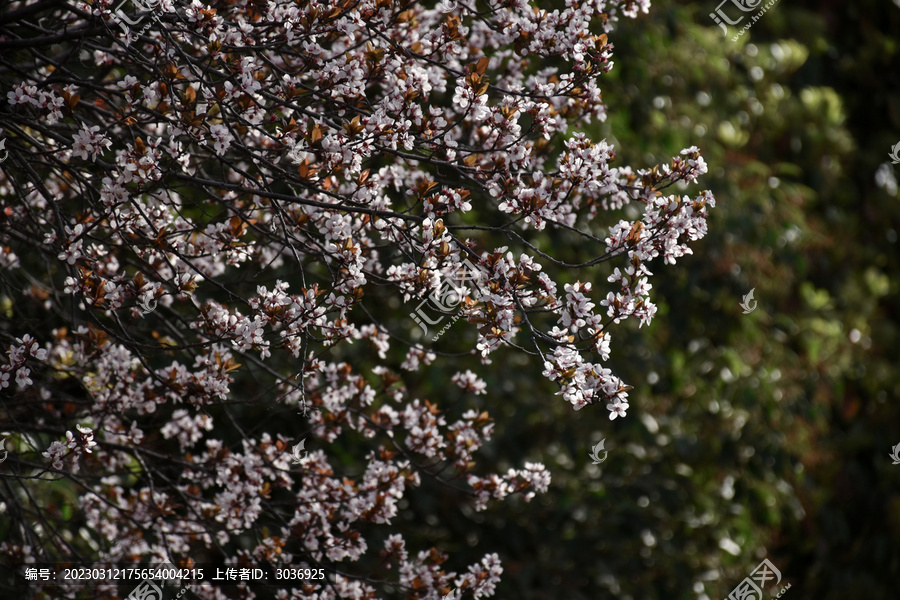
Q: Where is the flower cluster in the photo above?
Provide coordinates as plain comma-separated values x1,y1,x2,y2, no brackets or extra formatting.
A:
0,0,712,596
41,425,97,472
1,335,47,390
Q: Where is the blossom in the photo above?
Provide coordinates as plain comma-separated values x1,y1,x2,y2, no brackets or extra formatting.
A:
7,84,36,105
72,124,112,161
42,441,67,470
209,124,234,154
607,399,629,420
15,367,32,388
452,370,487,395
57,223,85,265
75,425,98,453
64,425,98,454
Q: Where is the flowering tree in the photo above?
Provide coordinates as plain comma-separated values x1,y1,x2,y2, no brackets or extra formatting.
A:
0,0,713,597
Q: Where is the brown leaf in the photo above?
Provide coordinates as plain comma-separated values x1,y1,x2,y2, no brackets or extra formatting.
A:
476,56,489,76
309,125,322,145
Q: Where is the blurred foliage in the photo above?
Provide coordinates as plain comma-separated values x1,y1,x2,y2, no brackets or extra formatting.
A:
381,1,900,599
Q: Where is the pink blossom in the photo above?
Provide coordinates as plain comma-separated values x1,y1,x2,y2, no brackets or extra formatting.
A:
72,124,112,161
